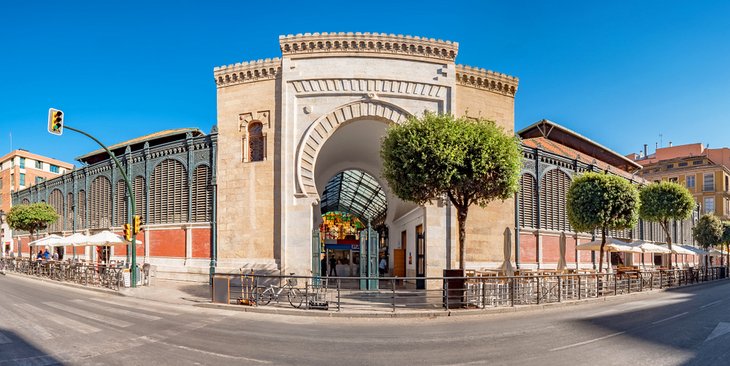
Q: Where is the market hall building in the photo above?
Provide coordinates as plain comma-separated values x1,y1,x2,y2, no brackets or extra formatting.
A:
11,33,699,282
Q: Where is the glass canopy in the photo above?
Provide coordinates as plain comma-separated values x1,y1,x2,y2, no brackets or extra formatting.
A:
320,170,387,223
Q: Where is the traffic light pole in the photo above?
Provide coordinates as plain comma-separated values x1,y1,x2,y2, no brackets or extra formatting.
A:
63,125,139,288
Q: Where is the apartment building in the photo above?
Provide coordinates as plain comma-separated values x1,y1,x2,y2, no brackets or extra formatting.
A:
632,143,730,219
0,149,74,213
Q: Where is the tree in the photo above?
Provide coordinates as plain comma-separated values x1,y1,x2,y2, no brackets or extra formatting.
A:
6,203,59,244
693,214,723,270
566,172,639,272
722,222,730,269
380,113,522,270
639,181,695,268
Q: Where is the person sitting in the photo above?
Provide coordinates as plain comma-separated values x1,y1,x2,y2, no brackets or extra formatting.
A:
43,249,51,261
52,252,59,261
36,249,43,261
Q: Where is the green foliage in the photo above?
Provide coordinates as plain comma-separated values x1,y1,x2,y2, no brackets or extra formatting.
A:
381,112,522,208
6,203,59,236
566,172,640,233
693,214,723,249
722,222,730,245
639,181,695,223
380,112,522,269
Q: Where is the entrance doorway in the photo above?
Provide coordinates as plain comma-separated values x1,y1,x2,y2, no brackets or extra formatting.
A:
317,170,387,280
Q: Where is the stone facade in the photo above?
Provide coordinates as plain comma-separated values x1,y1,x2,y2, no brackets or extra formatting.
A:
215,32,519,278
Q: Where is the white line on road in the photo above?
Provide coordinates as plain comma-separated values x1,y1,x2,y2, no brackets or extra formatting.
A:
140,336,271,363
44,302,133,328
20,303,100,335
0,331,11,344
700,300,722,309
549,331,626,352
87,297,181,316
71,299,161,321
652,312,689,325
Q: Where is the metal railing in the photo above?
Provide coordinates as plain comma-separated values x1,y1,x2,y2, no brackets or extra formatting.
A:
0,257,142,291
214,267,728,312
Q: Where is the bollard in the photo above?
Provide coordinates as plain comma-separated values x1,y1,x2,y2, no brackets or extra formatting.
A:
337,279,341,312
391,278,396,312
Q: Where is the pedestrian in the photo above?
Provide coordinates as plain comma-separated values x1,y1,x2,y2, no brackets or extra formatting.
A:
379,255,387,277
329,256,337,277
321,255,327,277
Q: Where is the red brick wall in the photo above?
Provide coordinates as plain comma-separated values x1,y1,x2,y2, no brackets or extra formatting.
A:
542,235,560,262
519,233,537,264
191,228,211,258
149,229,185,257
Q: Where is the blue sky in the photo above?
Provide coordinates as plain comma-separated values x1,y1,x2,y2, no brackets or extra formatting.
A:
1,1,729,165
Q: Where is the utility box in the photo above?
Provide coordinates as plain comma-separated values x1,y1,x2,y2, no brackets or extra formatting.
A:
443,269,465,309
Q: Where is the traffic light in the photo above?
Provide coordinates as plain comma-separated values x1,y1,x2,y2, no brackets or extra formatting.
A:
123,223,132,242
48,108,64,135
133,215,142,234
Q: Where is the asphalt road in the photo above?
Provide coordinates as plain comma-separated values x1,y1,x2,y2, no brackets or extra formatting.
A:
1,274,729,366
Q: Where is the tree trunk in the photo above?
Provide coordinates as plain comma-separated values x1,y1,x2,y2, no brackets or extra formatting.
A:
661,220,672,269
457,206,468,270
598,228,606,273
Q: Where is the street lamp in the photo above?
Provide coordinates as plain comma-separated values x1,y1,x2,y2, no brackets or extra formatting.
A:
47,108,139,287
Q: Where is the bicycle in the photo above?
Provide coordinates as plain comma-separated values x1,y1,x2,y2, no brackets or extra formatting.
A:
257,274,305,308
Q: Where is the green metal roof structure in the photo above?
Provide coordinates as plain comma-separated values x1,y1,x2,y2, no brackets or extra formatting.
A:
320,170,387,223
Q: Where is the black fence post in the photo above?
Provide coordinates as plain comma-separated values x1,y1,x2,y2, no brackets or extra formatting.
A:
578,276,582,300
391,278,396,313
337,278,341,312
444,279,450,310
536,277,541,305
510,277,515,307
558,276,562,302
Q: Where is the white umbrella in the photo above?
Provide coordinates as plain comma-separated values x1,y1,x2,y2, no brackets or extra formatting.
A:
76,230,142,247
576,237,641,253
557,232,567,272
658,244,695,255
577,237,640,273
629,240,671,269
500,227,514,276
28,234,63,247
58,233,90,246
678,245,708,255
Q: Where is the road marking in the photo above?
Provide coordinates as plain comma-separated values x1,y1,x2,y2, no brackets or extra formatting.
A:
44,302,133,328
549,331,626,352
705,322,730,343
19,303,100,335
700,300,722,309
87,297,181,316
71,299,161,321
651,312,689,325
140,337,271,363
2,305,55,340
0,331,11,344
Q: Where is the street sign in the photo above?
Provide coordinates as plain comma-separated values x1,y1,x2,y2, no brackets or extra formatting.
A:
48,108,64,135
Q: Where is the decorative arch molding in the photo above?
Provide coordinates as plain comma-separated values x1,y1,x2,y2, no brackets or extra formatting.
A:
296,99,412,196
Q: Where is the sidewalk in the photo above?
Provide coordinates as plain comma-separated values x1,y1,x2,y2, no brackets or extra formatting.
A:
119,279,211,305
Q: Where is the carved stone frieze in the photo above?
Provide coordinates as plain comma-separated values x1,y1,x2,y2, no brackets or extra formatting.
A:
279,32,458,62
455,64,518,96
289,78,446,99
214,58,281,88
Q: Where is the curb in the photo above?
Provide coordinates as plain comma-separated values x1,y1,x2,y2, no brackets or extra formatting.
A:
194,278,730,318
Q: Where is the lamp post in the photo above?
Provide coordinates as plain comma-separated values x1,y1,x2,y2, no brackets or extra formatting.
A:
48,115,139,287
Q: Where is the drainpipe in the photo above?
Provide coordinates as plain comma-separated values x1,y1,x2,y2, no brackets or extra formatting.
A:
514,191,520,269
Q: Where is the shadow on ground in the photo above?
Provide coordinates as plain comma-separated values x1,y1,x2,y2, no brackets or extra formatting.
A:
0,328,64,365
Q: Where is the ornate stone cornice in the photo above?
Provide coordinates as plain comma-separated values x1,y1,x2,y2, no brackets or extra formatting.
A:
279,32,458,62
455,64,519,96
214,58,281,88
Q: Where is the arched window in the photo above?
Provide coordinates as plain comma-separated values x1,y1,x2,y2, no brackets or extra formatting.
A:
191,165,212,222
519,174,537,228
248,122,264,162
539,169,571,232
134,176,146,222
66,192,74,230
150,159,188,224
89,176,112,229
114,180,126,226
77,190,86,229
48,189,64,233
